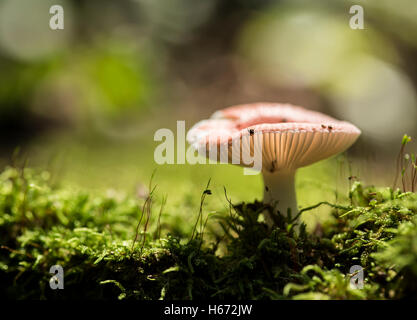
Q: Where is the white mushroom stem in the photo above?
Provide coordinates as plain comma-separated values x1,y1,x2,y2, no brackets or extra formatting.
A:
262,170,297,226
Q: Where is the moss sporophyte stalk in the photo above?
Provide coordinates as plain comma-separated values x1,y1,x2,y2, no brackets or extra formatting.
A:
1,165,417,299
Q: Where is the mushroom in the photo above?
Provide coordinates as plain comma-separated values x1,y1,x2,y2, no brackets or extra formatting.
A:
187,103,361,226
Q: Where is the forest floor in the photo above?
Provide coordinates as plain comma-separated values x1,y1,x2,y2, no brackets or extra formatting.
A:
1,165,417,300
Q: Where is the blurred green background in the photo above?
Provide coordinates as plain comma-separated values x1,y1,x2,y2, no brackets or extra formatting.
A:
1,0,417,228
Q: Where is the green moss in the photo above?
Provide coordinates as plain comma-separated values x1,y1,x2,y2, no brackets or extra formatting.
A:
1,166,417,300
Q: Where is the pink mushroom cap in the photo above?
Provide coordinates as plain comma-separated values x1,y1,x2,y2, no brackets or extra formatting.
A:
187,102,361,172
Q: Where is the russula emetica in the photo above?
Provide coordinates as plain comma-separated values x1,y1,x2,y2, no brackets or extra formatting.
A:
187,103,361,226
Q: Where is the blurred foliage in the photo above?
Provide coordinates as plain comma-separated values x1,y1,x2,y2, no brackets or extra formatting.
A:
1,0,417,144
1,166,417,299
80,42,154,115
